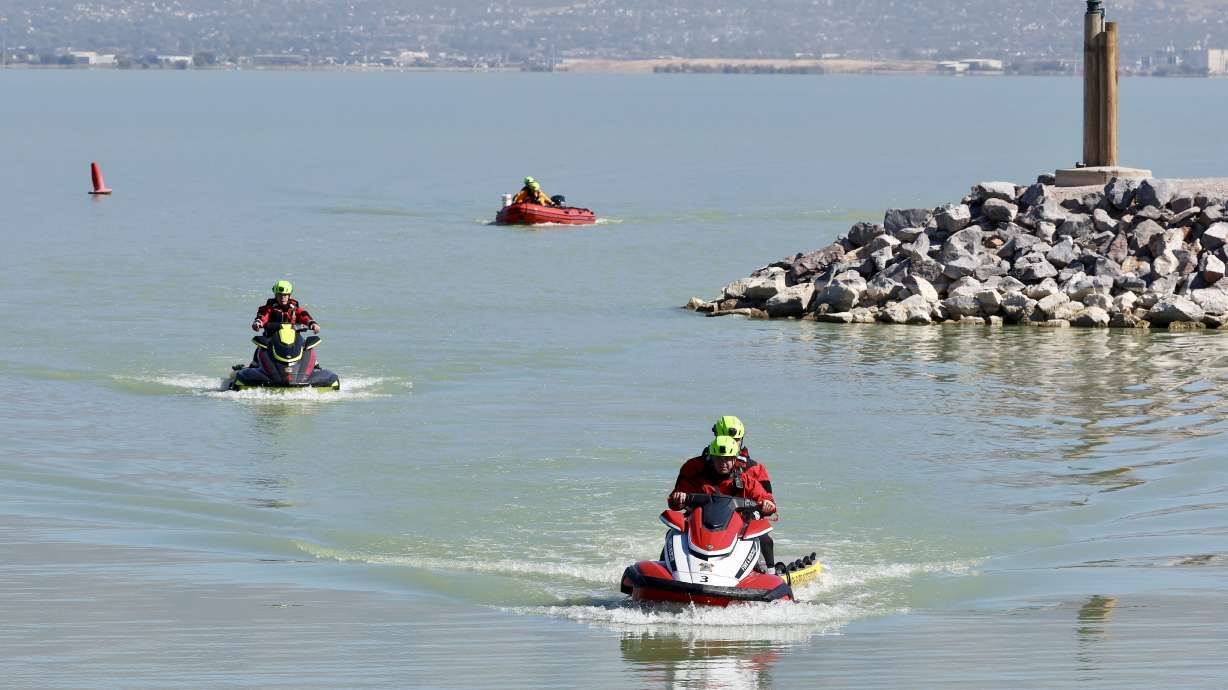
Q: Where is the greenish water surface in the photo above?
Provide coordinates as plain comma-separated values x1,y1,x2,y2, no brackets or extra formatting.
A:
2,71,1227,688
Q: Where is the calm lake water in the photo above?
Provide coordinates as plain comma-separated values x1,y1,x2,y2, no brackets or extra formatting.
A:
2,70,1227,688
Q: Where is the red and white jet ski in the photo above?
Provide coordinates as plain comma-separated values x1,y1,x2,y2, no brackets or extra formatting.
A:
620,494,793,607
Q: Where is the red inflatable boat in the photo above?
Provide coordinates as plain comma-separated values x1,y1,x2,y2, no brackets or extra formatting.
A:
495,202,596,226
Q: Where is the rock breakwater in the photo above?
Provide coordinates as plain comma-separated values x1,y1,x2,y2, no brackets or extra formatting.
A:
686,177,1228,329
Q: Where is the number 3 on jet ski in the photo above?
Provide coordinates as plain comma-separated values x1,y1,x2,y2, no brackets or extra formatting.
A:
228,280,340,391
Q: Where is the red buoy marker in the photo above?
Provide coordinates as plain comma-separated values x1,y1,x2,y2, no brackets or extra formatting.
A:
88,161,112,195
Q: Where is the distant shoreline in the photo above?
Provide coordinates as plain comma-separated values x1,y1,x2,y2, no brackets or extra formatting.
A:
2,59,1216,77
0,59,995,76
559,57,941,74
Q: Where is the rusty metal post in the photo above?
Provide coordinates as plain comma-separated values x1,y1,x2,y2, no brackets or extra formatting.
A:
1083,1,1105,166
1099,22,1119,167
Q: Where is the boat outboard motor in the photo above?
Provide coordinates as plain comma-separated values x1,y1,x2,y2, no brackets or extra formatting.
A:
550,194,567,207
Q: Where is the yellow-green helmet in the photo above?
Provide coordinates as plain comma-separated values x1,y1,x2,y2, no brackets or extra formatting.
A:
712,415,745,441
524,176,540,190
273,280,293,295
708,435,740,458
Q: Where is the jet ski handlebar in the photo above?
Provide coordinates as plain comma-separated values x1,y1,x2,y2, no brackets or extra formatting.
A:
681,493,761,511
263,323,312,332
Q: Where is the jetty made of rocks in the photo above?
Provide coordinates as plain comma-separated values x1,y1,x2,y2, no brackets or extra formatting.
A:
686,177,1228,329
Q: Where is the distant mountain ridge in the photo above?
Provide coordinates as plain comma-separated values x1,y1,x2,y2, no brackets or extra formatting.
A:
3,0,1226,64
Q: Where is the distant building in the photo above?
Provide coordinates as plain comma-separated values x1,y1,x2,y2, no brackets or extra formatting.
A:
1184,48,1228,75
251,54,306,66
961,58,1004,72
157,55,192,67
397,51,429,65
937,61,968,74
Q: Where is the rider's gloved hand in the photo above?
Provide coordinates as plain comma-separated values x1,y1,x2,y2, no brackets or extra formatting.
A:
669,492,687,509
251,321,262,331
759,499,776,515
311,323,321,333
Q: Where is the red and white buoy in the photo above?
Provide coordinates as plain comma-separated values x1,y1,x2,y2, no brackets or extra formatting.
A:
88,161,112,195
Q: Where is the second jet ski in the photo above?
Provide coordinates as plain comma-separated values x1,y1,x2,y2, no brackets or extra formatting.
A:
229,323,340,391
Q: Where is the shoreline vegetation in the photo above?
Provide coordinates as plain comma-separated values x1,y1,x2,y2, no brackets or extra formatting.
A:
687,177,1228,330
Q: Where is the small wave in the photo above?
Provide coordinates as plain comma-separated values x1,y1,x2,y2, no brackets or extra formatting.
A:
511,599,859,639
120,374,401,402
142,374,229,391
299,542,623,585
804,559,977,596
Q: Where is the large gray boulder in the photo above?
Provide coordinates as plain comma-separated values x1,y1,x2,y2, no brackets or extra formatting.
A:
998,233,1046,260
1105,232,1130,264
939,227,983,262
982,198,1019,223
972,181,1018,203
1072,307,1111,328
910,258,946,283
1201,207,1225,227
869,245,896,273
903,274,939,301
1036,292,1071,319
848,222,887,248
1056,214,1093,240
788,243,846,282
1148,297,1205,326
1136,178,1174,209
1191,287,1228,314
1026,199,1067,226
1170,194,1197,214
1012,254,1059,282
1115,274,1148,294
814,272,866,312
1000,292,1038,323
743,267,787,301
864,234,901,254
935,204,973,233
1201,253,1226,284
1148,228,1184,258
998,276,1026,293
764,283,816,317
863,273,903,303
884,208,932,234
942,294,981,317
942,255,979,279
1018,183,1047,209
892,226,927,242
975,288,1003,314
880,294,934,325
1104,177,1139,210
1151,249,1179,278
1129,219,1167,252
900,234,931,262
1092,208,1119,233
722,278,749,300
1200,223,1228,251
1046,237,1080,268
1025,277,1060,300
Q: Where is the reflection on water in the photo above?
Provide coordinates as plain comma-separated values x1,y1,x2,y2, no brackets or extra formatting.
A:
621,633,782,690
1076,595,1117,675
789,325,1228,496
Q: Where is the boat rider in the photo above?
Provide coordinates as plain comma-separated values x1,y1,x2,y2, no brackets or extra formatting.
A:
707,415,774,498
512,176,556,206
669,435,778,571
697,416,778,555
252,280,320,334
